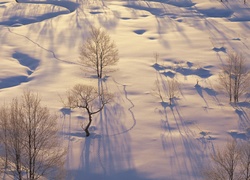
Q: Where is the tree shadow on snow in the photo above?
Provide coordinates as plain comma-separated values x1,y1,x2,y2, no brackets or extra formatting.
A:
66,80,149,180
160,101,213,179
0,0,119,57
234,103,250,135
228,130,247,141
195,84,219,107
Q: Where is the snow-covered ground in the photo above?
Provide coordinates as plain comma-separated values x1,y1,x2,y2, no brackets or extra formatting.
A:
0,0,249,179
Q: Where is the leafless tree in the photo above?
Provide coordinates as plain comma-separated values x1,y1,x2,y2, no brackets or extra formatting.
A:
79,26,119,79
0,91,66,180
219,52,249,104
0,105,10,168
203,139,250,180
152,75,165,102
21,91,66,180
167,78,180,105
238,142,250,180
64,84,113,137
152,76,180,105
203,140,240,180
0,99,25,180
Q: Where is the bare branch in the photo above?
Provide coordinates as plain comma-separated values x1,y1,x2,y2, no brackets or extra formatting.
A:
64,84,113,137
79,26,119,78
0,91,66,180
218,52,250,103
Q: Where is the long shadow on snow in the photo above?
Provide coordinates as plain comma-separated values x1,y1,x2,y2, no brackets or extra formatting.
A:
205,19,249,54
127,0,189,47
195,84,219,107
231,103,250,140
75,135,151,180
67,80,144,180
72,106,140,180
195,84,208,107
2,0,119,57
235,103,250,130
160,100,212,179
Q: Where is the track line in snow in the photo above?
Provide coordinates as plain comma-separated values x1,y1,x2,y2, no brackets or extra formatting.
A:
109,78,136,136
7,27,81,66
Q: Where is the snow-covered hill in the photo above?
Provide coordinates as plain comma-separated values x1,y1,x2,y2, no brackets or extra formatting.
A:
0,0,249,179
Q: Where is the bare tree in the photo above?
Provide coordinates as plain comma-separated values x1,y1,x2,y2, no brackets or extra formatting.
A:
203,139,250,180
1,99,25,180
64,84,113,137
204,140,240,180
0,105,10,168
21,91,66,180
167,78,180,105
152,76,180,106
79,26,119,78
152,75,165,102
0,91,66,180
219,52,249,104
238,142,250,180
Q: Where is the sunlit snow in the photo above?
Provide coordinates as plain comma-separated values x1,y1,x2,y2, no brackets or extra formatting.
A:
0,0,249,179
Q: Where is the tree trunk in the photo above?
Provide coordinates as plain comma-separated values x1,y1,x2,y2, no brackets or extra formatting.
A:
85,128,90,137
229,81,232,102
99,67,102,79
85,109,92,137
100,54,103,79
16,154,22,180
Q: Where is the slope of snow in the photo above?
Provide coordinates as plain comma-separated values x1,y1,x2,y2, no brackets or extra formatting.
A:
0,0,249,179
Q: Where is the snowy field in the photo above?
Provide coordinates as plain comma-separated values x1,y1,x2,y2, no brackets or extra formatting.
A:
0,0,250,179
